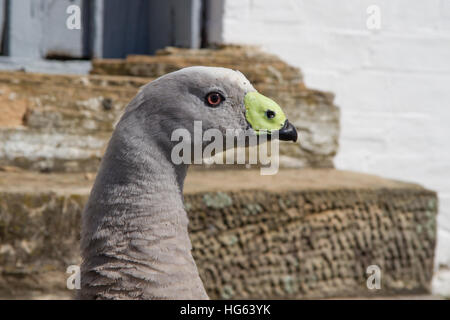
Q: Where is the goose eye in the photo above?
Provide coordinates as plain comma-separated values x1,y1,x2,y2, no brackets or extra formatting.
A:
266,110,276,119
206,92,224,107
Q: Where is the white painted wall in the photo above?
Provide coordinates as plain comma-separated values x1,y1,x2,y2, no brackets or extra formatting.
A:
218,0,450,295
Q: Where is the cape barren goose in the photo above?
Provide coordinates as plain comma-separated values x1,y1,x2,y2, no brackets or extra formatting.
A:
79,66,298,299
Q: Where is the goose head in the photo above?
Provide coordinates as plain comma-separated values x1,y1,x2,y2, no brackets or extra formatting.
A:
120,66,297,163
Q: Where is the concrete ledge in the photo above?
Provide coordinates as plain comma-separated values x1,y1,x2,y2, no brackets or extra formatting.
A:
0,57,92,75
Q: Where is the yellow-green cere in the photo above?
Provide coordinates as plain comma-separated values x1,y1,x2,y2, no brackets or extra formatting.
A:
244,91,287,134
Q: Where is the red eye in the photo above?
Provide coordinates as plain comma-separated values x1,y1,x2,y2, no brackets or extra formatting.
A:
206,92,223,107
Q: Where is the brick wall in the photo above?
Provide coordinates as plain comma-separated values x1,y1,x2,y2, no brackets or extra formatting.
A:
216,0,450,295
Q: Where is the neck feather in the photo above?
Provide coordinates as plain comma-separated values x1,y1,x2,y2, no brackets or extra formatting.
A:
79,118,208,300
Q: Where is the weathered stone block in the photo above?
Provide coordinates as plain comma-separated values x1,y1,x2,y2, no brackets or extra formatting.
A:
0,72,147,172
0,46,339,172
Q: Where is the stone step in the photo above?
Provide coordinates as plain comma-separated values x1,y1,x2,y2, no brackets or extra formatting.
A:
0,169,437,299
0,72,148,172
91,45,305,86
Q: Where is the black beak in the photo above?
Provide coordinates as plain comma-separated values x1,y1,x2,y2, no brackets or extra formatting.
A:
278,120,298,142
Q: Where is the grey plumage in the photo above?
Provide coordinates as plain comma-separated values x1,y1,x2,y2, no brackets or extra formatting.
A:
78,67,256,299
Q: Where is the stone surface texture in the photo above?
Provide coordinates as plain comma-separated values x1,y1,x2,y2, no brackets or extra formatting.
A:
0,46,339,172
0,169,438,299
